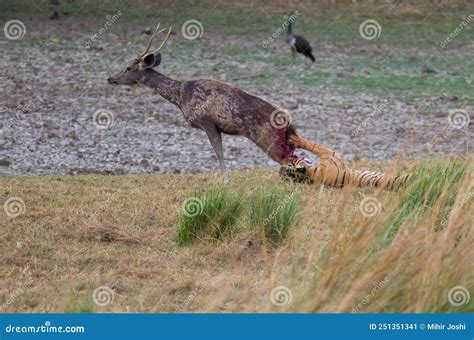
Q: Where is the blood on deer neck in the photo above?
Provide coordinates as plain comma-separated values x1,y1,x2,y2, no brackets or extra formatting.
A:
142,69,182,106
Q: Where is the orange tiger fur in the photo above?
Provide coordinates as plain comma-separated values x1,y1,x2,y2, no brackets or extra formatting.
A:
281,135,410,189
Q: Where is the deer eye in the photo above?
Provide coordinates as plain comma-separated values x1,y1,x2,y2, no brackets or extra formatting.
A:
126,67,131,71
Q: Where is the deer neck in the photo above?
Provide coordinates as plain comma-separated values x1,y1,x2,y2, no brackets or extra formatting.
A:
142,70,182,106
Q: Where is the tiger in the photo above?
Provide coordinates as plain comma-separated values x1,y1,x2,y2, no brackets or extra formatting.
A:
280,134,410,190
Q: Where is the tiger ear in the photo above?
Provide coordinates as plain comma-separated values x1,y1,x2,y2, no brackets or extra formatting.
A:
296,166,307,174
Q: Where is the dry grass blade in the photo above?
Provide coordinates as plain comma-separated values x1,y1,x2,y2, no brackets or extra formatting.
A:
83,225,144,245
0,160,471,312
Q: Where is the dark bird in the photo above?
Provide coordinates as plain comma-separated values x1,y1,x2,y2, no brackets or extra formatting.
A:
285,21,315,62
49,10,59,20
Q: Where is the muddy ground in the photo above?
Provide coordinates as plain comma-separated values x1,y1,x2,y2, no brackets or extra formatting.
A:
0,17,471,176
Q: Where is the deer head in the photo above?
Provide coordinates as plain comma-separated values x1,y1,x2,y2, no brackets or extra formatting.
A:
107,24,171,85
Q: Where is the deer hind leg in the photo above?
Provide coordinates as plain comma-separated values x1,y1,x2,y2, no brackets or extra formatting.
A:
202,120,228,183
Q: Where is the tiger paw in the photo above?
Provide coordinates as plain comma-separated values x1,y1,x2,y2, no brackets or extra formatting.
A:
288,134,302,148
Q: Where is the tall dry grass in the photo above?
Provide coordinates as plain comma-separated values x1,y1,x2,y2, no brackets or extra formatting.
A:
1,159,471,313
264,159,473,313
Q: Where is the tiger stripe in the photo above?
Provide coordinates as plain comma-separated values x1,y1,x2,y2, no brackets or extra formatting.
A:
281,135,410,190
350,169,410,189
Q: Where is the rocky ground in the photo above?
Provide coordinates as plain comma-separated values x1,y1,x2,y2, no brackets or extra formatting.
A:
0,17,471,176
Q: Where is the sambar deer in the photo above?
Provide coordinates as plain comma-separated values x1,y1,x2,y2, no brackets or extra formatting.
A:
108,24,297,181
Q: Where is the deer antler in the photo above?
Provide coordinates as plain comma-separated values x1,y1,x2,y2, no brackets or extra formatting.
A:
152,26,172,54
136,24,168,60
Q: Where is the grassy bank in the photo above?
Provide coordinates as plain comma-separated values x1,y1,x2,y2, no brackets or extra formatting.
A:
2,0,472,105
1,158,472,312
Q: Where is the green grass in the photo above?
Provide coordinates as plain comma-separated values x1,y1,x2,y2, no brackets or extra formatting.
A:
1,160,471,312
3,1,473,47
185,41,472,103
176,185,301,246
383,160,467,240
312,159,469,283
176,186,244,245
333,54,474,102
175,160,467,250
65,304,94,313
334,74,473,104
2,1,472,106
285,158,472,313
248,187,301,246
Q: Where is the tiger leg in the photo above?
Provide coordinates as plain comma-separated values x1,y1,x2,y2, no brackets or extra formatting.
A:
288,134,351,188
288,134,334,158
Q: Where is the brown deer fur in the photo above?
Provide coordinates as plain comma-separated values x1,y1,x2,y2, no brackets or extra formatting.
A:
108,25,296,181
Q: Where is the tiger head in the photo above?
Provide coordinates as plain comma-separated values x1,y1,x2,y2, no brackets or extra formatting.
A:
279,156,314,184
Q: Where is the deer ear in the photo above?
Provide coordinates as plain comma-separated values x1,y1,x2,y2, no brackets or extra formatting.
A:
141,52,162,69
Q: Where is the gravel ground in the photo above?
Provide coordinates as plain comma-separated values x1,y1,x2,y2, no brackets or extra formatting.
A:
0,19,471,176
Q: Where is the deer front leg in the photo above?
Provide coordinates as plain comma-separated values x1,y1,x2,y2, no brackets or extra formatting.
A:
202,120,228,183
